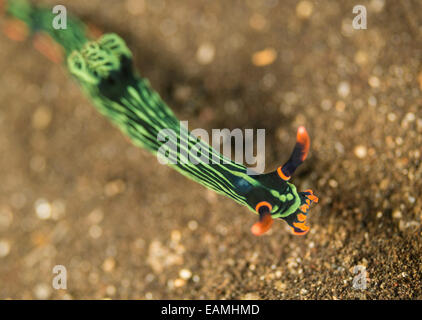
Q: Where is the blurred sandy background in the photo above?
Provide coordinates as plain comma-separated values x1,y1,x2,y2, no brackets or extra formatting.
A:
0,0,421,299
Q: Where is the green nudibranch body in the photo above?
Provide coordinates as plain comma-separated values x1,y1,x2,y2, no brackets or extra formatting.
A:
3,0,318,236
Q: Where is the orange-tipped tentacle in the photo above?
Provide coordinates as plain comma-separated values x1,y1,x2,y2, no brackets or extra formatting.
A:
276,166,291,181
251,202,274,236
251,211,273,236
296,126,310,161
255,201,272,213
278,127,311,179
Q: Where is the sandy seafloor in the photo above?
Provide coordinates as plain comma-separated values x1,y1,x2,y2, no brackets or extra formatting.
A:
0,0,421,299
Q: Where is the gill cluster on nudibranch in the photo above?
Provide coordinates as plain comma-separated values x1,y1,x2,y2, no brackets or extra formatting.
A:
2,0,318,236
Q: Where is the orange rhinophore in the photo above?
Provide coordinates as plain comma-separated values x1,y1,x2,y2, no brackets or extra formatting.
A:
297,126,310,161
251,212,273,236
277,166,291,181
251,202,274,236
